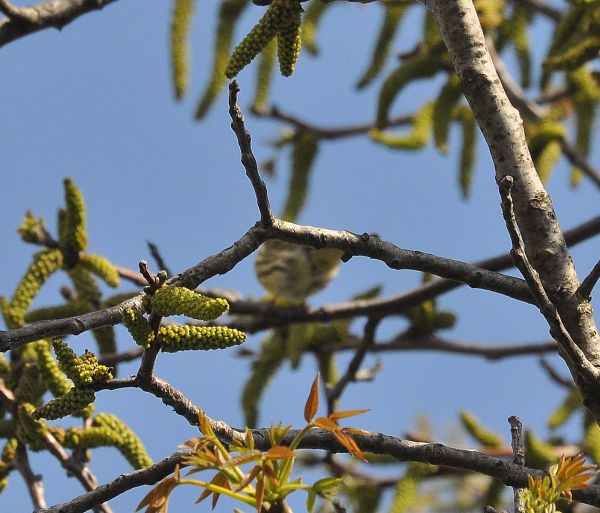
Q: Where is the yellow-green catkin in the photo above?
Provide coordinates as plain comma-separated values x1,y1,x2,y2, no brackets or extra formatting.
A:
151,285,229,320
67,265,102,308
370,101,434,150
122,307,154,348
356,1,408,89
25,300,90,323
301,0,330,55
422,8,439,47
77,350,113,384
252,38,277,112
511,5,532,88
33,386,96,421
389,463,436,513
78,254,120,288
474,0,504,32
569,68,599,187
545,36,600,73
170,0,196,100
459,411,503,447
345,482,381,513
286,323,316,369
17,211,47,244
482,478,505,509
241,330,287,428
547,388,582,429
93,413,152,469
6,249,63,328
454,105,477,199
282,131,319,222
225,1,281,78
1,438,17,463
14,363,45,406
34,340,72,398
276,0,303,77
524,429,556,469
92,326,117,356
433,73,462,153
52,338,112,386
61,178,88,260
376,49,443,128
158,325,246,352
15,403,47,448
583,421,600,466
535,140,562,184
195,0,248,118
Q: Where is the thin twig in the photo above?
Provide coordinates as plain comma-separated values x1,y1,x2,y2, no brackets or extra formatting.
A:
331,335,557,361
509,416,525,513
146,241,172,277
14,443,46,511
326,317,380,414
228,81,274,226
578,259,600,300
252,105,413,140
507,0,561,21
539,358,575,389
498,176,599,382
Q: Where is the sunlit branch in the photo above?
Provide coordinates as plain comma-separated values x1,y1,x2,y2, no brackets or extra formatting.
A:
0,0,118,48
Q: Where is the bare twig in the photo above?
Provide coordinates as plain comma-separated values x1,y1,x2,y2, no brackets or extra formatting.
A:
539,358,575,389
507,0,561,21
146,241,172,277
578,259,600,300
39,450,189,513
326,317,380,413
228,81,274,226
252,105,413,140
509,416,525,513
0,0,118,48
331,335,557,361
14,443,46,511
498,176,599,383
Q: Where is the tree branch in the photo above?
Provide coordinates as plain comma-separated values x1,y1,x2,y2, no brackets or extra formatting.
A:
4,214,600,351
428,0,600,421
39,427,600,513
228,81,275,226
0,0,118,48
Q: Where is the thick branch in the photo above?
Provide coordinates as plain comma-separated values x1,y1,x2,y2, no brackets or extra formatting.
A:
429,0,600,416
39,429,600,513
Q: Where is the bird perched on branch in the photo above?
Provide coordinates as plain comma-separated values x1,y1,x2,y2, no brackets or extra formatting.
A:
255,240,344,304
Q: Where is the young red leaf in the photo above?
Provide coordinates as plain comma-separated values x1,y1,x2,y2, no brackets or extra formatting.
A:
329,409,370,421
304,374,320,423
236,464,262,492
265,445,295,460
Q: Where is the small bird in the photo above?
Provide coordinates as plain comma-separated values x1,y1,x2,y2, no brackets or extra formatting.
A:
255,240,344,303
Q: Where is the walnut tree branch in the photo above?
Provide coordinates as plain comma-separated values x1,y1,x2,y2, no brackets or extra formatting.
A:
39,428,600,513
429,0,600,422
228,81,274,226
0,0,118,48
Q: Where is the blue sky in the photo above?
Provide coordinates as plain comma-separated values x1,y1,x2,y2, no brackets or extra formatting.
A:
1,0,599,511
